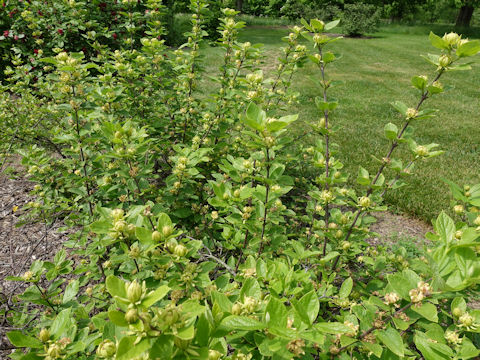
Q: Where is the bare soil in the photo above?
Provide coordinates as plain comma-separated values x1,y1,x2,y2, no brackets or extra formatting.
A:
0,161,69,356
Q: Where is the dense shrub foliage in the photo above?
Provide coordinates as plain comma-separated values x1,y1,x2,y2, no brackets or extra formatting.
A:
338,3,381,37
2,2,480,359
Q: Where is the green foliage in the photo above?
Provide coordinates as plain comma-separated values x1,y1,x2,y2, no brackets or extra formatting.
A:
337,2,381,36
1,5,480,360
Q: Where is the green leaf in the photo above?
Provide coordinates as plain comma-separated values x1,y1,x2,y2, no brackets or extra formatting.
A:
135,227,153,245
243,102,265,131
196,314,210,347
435,211,455,245
456,40,480,57
211,290,232,313
377,327,404,357
176,325,194,340
362,341,382,358
106,275,127,299
220,315,266,331
292,290,319,326
108,310,128,327
63,279,79,303
310,19,325,32
266,114,298,132
240,278,261,300
89,220,111,234
314,322,351,334
265,297,288,328
414,332,453,360
411,75,427,90
429,32,448,50
339,277,353,299
116,337,150,360
7,331,43,348
156,213,172,232
142,285,170,307
387,273,411,300
315,98,338,111
50,309,72,340
325,19,340,31
451,296,467,314
391,101,408,116
357,166,370,186
411,302,438,322
384,123,398,140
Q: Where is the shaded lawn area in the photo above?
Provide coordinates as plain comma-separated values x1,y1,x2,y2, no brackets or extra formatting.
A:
200,25,480,222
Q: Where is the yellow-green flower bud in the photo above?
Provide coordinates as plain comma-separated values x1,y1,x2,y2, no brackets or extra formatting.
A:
454,205,464,214
208,349,222,360
406,108,418,119
114,220,126,233
126,281,142,304
459,312,474,327
162,225,173,237
166,238,178,253
231,303,242,315
358,196,371,209
442,32,461,46
47,343,62,358
174,244,188,257
23,271,34,281
96,339,116,358
38,328,50,342
439,54,451,68
415,145,429,157
452,307,464,317
125,308,139,324
111,208,124,221
152,231,162,242
474,216,480,226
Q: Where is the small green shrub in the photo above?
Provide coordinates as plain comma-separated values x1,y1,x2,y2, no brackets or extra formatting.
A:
338,2,381,37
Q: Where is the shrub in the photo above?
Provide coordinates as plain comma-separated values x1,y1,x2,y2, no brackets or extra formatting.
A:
338,2,381,37
2,5,480,360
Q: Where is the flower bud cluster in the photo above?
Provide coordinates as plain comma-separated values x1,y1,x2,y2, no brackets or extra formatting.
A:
383,292,400,307
286,338,305,357
409,281,432,304
232,297,258,315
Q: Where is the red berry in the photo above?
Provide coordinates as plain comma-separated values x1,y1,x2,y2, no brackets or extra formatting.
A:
3,30,9,37
57,29,64,35
112,33,117,40
34,49,38,54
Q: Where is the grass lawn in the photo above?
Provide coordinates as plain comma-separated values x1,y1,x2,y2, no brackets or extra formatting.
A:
200,24,480,222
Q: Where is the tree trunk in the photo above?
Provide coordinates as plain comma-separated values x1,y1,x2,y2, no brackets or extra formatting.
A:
236,0,243,12
455,4,474,27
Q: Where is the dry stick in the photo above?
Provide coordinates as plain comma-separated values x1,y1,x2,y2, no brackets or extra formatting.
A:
331,70,445,271
201,244,236,276
34,283,57,314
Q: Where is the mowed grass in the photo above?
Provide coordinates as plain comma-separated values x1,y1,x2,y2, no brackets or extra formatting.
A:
199,25,480,222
